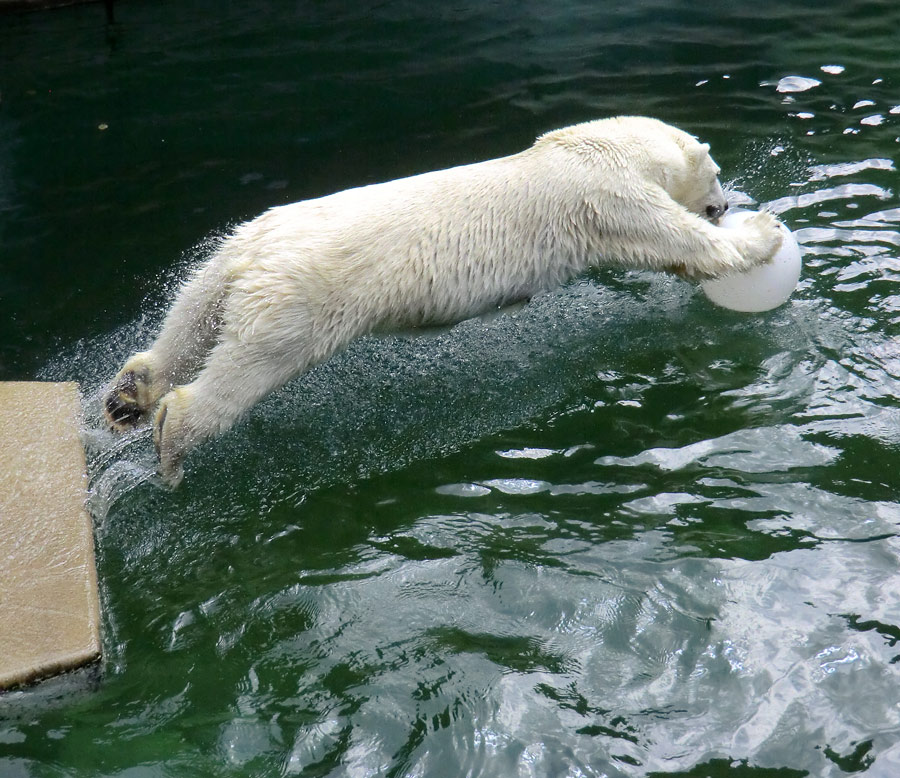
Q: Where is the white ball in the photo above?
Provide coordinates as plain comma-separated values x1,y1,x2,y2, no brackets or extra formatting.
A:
701,209,802,312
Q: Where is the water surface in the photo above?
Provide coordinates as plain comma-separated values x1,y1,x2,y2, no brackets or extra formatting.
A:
1,1,900,776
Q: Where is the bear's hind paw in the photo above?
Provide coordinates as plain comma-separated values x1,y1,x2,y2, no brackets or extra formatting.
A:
153,388,192,488
104,353,159,431
105,387,149,429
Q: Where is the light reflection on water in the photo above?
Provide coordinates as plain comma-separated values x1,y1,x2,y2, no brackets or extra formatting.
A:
2,2,900,776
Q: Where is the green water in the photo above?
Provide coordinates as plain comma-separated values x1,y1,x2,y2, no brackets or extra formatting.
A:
2,1,900,775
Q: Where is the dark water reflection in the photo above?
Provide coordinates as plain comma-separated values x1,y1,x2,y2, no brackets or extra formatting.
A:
2,1,900,776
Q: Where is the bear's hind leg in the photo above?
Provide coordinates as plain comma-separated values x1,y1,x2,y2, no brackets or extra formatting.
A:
151,337,314,486
104,259,230,431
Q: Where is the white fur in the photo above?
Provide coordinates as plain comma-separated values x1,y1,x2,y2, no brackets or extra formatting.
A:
104,116,782,485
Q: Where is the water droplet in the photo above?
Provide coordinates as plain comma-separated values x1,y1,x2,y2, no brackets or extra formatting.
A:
773,76,822,93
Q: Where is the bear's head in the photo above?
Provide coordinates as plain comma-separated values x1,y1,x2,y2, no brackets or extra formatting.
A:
537,116,729,223
662,133,729,223
611,117,729,223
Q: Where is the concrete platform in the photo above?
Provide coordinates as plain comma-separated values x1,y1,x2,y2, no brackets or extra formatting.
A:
0,382,100,689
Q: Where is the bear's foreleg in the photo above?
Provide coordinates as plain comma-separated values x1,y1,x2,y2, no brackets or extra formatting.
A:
668,208,783,280
588,185,783,280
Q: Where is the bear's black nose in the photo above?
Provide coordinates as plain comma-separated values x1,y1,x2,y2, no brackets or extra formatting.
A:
706,203,728,220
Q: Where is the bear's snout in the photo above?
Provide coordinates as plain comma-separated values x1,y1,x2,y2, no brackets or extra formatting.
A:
705,202,728,222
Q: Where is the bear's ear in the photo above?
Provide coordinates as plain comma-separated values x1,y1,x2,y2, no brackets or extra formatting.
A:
686,142,711,168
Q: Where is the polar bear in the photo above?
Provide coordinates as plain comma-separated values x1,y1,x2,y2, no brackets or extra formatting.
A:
105,116,782,485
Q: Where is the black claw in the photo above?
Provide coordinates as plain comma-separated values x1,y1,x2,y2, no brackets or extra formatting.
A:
154,405,167,459
105,391,145,427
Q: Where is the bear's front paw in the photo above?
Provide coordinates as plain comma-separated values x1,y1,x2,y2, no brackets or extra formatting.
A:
104,352,157,431
740,211,784,267
153,387,194,488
